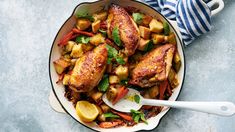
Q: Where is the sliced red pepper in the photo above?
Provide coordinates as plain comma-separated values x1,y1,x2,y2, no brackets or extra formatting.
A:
166,81,172,95
159,80,168,100
72,28,94,37
112,86,129,105
99,120,123,128
111,110,133,121
58,31,74,46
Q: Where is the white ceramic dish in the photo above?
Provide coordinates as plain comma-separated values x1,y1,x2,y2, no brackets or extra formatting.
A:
49,0,185,131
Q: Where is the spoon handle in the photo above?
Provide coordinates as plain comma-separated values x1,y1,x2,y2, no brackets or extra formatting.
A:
141,99,235,116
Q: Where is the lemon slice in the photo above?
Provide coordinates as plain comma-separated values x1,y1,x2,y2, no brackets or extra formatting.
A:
76,101,99,122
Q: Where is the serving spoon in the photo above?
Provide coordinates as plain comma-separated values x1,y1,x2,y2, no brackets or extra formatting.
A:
102,88,235,116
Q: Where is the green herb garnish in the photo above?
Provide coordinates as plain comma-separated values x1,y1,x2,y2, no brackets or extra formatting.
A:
163,21,170,35
144,40,154,52
76,12,94,22
134,94,140,104
112,26,122,46
120,79,129,85
99,29,107,36
98,74,109,92
75,35,90,44
130,109,148,124
104,113,120,118
106,45,126,65
132,13,143,25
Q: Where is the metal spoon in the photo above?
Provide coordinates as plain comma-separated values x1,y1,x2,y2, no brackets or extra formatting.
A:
102,88,235,116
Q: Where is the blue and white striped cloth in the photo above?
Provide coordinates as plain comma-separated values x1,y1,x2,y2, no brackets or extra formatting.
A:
144,0,212,45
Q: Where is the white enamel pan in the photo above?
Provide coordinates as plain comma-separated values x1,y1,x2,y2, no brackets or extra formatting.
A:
48,0,224,131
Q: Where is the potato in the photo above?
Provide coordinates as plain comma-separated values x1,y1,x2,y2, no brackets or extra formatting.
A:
152,34,165,44
70,44,83,58
91,92,103,103
92,20,101,33
76,19,91,31
173,51,181,72
53,58,70,74
166,33,177,45
97,114,106,122
168,68,179,88
115,65,128,80
65,41,75,52
81,43,94,52
100,104,110,113
138,38,150,51
106,86,118,102
142,15,153,26
139,26,151,39
95,105,103,115
62,74,70,85
109,75,120,84
93,11,108,21
89,33,105,46
149,19,163,33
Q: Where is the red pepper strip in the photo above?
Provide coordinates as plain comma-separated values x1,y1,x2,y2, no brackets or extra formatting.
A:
70,34,79,40
166,81,172,95
142,105,153,110
72,28,94,37
111,110,133,121
112,86,129,105
56,73,65,84
99,120,123,128
105,39,120,50
159,80,168,100
58,31,74,46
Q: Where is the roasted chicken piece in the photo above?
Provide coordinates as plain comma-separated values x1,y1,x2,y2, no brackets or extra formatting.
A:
69,44,108,92
129,44,175,87
107,4,140,56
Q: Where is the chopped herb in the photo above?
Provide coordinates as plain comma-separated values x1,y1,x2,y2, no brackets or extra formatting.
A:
134,94,140,104
130,109,148,124
115,56,126,65
144,40,154,52
112,26,122,46
163,21,170,36
104,113,120,118
98,74,109,92
76,12,94,22
75,35,90,44
120,79,129,85
106,45,126,65
132,13,143,24
107,57,113,64
99,29,107,36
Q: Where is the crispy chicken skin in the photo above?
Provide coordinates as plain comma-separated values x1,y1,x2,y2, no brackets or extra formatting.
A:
129,44,175,88
107,4,140,56
69,44,108,92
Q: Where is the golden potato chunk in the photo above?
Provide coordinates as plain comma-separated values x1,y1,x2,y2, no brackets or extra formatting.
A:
115,65,128,80
139,26,151,39
76,19,91,31
65,41,75,52
89,33,105,46
152,34,165,44
138,38,150,51
63,74,70,85
93,11,108,21
53,58,70,74
109,75,120,84
149,19,163,33
92,20,101,33
70,44,83,58
142,15,153,26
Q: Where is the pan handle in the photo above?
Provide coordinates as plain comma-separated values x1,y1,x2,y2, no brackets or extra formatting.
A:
49,90,66,114
207,0,224,16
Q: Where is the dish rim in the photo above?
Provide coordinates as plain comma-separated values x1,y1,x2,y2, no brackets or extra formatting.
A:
48,0,186,131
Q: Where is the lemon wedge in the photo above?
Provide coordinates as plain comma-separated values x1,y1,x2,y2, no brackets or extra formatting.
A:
76,101,99,122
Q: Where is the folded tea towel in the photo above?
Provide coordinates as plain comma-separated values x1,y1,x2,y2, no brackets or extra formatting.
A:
144,0,212,45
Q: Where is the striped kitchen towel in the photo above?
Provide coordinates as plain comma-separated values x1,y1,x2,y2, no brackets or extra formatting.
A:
144,0,212,45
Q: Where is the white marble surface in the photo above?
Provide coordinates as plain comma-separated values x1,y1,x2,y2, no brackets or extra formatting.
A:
0,0,235,132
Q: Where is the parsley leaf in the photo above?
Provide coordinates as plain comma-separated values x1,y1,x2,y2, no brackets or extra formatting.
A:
106,45,126,65
75,35,90,44
130,109,148,124
76,12,94,22
134,94,140,104
99,29,107,36
115,56,126,65
112,26,122,46
98,74,109,92
132,13,143,25
144,40,154,52
104,113,120,118
163,21,170,36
